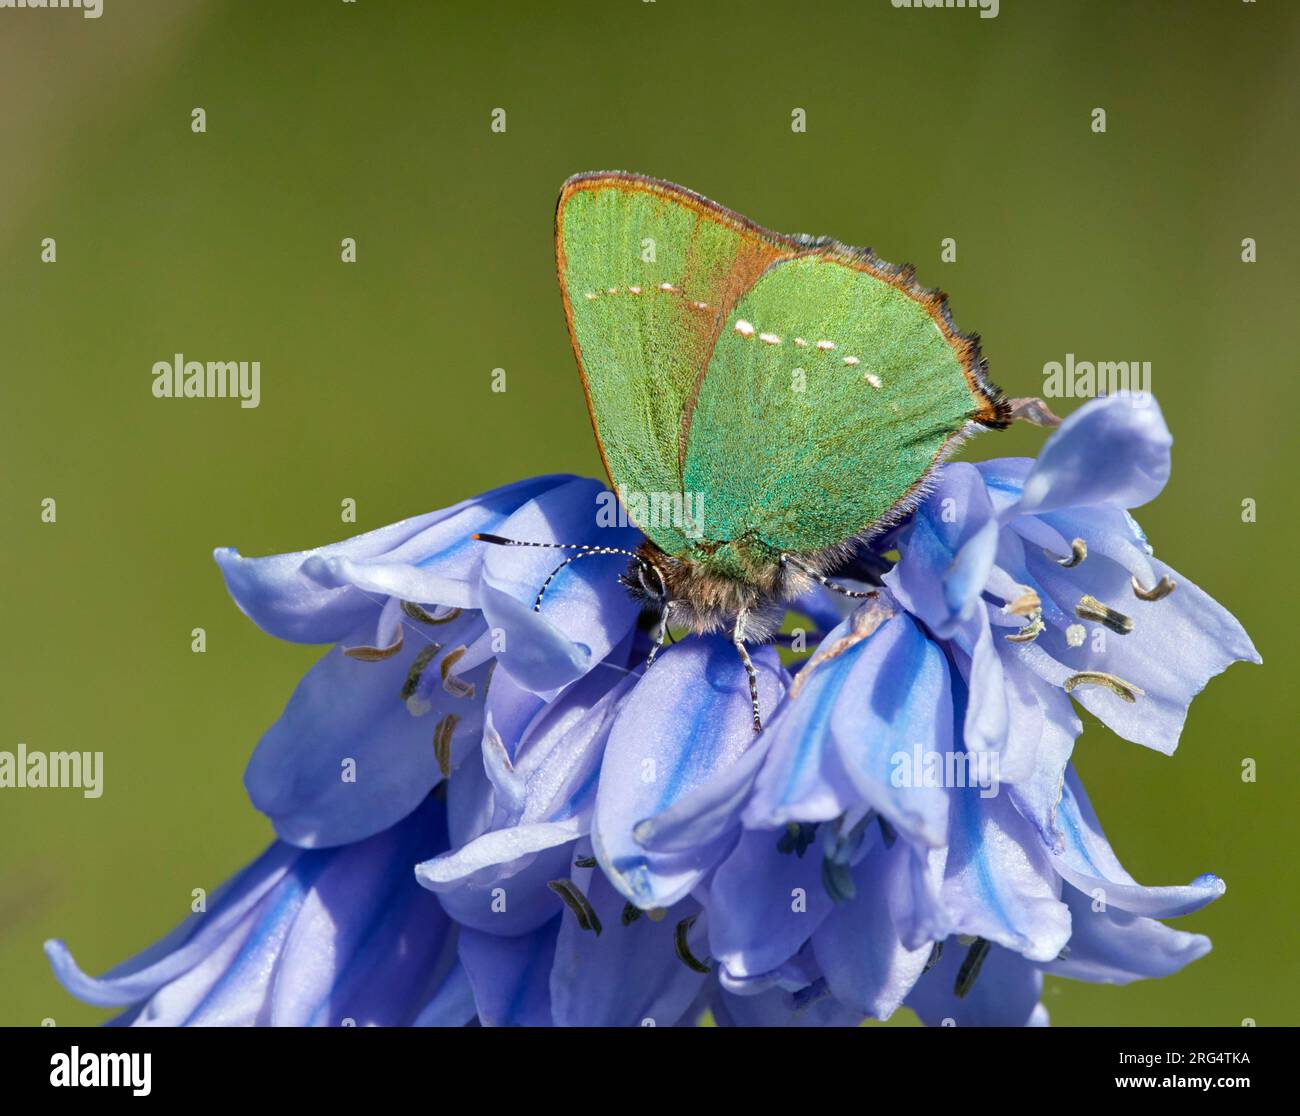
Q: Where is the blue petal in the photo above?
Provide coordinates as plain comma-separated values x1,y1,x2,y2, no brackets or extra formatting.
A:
942,788,1071,962
426,837,577,937
811,845,934,1019
480,478,642,693
244,623,487,847
511,669,636,824
631,729,769,855
705,826,834,982
712,982,864,1027
269,797,455,1025
975,457,1033,513
549,871,706,1026
1001,655,1080,850
746,609,951,848
884,462,997,637
417,670,633,902
952,613,1015,774
593,636,787,909
413,962,478,1026
1047,886,1212,984
1018,534,1260,755
1011,394,1171,518
479,584,594,692
417,821,585,891
48,797,451,1027
215,474,573,643
906,940,1045,1027
1052,767,1226,917
45,841,299,1009
458,920,559,1027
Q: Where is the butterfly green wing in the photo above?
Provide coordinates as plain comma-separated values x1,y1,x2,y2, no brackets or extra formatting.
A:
556,172,807,554
681,247,1008,561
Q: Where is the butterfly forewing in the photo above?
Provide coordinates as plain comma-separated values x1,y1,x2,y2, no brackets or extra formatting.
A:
556,172,803,554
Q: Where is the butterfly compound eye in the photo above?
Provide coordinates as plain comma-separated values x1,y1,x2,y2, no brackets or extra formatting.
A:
638,561,667,601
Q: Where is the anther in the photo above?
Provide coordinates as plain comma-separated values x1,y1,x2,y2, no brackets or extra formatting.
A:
400,643,442,706
821,857,856,904
433,713,458,777
343,632,404,661
923,941,944,974
440,646,474,698
1049,539,1087,567
1005,588,1041,617
621,902,642,926
1005,611,1045,643
1075,594,1133,635
776,821,819,857
402,601,462,626
954,937,991,998
1132,574,1176,601
547,879,602,935
674,915,711,973
1064,671,1145,703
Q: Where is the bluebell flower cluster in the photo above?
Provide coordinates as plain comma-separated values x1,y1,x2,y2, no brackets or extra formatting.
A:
47,395,1258,1026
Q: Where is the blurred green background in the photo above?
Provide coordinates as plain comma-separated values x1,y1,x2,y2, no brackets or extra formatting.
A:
1,0,1294,1026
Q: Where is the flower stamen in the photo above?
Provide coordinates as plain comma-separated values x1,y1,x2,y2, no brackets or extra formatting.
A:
1064,671,1145,703
954,937,991,998
433,713,458,777
776,821,819,857
343,632,404,661
1005,610,1045,643
674,915,711,973
547,879,602,935
400,644,442,710
1132,574,1176,601
821,857,856,904
1047,538,1087,567
1075,594,1133,634
440,646,474,698
1004,588,1041,617
402,601,462,626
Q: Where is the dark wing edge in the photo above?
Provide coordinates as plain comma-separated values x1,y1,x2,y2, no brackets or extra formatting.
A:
810,241,1012,430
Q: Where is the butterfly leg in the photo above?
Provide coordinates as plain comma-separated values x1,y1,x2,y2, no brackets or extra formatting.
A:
781,554,878,600
645,608,670,668
732,611,763,733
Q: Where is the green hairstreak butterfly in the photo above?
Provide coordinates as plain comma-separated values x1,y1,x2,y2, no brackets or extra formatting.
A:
477,171,1054,728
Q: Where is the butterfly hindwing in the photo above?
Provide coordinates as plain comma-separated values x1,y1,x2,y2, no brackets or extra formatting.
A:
681,248,1006,556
